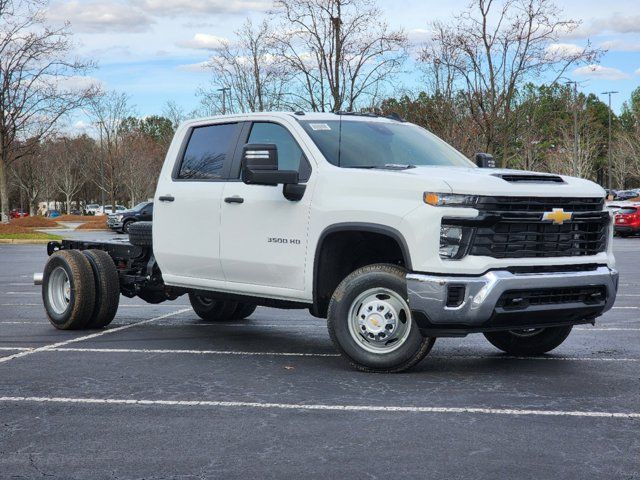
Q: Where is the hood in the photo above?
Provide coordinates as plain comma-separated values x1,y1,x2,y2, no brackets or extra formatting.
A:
398,166,605,198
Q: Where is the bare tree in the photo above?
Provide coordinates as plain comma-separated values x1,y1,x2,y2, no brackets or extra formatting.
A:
0,0,98,221
271,0,407,112
163,100,187,130
200,20,290,114
9,143,47,215
89,91,132,212
51,135,93,213
421,0,601,164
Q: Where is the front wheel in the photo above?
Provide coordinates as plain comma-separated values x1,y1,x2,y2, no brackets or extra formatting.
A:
483,326,573,355
189,293,238,321
327,264,435,373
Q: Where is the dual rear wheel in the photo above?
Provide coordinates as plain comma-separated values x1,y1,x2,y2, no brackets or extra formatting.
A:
43,250,120,330
188,293,256,322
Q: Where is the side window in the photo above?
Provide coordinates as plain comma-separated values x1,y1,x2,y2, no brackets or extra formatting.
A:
247,122,311,181
178,123,238,180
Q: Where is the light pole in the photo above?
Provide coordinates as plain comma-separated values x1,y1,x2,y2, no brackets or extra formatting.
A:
601,91,618,191
217,87,231,115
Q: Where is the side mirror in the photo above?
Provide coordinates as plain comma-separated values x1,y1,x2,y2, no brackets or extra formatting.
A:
475,152,496,168
242,143,299,186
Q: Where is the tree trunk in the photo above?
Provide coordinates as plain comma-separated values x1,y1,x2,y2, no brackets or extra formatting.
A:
0,156,9,223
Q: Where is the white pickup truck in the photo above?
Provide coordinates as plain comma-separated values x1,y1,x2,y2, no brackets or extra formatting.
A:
36,112,618,372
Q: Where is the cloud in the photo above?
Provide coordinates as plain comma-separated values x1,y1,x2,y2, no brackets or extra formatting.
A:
47,1,153,33
561,14,640,39
545,43,585,59
407,29,432,45
573,64,630,81
131,0,271,16
636,68,640,76
600,40,640,52
177,61,210,73
176,33,228,50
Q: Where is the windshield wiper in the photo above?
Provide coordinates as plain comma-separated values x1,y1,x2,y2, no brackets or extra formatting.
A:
345,164,415,170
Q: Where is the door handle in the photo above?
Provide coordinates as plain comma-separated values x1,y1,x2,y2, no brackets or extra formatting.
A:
224,196,244,204
159,195,175,202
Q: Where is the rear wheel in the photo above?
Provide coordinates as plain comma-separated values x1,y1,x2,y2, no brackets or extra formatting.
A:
232,303,257,319
189,293,238,321
42,250,96,330
122,219,134,234
327,264,435,373
82,250,120,329
483,326,573,355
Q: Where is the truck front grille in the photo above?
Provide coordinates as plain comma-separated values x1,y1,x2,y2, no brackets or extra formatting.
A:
469,212,609,258
475,196,604,213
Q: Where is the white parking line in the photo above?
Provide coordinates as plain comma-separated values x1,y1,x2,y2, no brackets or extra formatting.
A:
612,307,639,310
0,308,191,365
0,347,32,352
575,327,640,331
52,347,340,357
0,395,637,419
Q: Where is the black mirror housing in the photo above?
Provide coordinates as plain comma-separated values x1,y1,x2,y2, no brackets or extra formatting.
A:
475,152,496,168
242,143,299,186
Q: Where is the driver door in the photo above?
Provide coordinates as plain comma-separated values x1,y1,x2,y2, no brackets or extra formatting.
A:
219,121,313,292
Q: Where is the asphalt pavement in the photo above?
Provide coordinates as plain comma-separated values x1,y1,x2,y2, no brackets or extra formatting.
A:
0,232,639,479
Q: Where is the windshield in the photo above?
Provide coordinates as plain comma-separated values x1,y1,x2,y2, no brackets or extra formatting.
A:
131,202,148,211
299,119,474,168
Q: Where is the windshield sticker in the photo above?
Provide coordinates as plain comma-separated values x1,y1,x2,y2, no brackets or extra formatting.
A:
309,123,331,131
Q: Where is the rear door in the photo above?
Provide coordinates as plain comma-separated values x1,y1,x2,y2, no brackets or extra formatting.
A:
154,122,242,283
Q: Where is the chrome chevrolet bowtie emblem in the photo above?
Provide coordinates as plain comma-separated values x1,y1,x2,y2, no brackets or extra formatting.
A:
542,208,572,225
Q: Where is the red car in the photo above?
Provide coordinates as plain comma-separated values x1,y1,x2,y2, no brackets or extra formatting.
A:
9,208,29,219
615,205,640,237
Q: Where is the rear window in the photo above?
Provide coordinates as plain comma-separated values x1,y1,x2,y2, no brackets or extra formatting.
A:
178,123,238,180
619,207,638,214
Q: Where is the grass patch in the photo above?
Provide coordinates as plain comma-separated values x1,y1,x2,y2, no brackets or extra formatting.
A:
0,232,62,240
11,216,59,228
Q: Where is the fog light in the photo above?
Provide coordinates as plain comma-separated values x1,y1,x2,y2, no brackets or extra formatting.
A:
439,225,470,259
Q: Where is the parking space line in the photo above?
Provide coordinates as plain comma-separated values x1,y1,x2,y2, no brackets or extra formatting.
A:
4,346,636,362
575,327,640,331
0,308,191,365
0,395,637,419
612,307,639,309
0,347,32,352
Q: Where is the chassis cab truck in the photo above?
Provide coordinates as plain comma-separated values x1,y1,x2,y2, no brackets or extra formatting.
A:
37,112,618,372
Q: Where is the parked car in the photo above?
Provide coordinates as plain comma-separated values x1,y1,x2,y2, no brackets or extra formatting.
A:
614,190,640,201
9,208,29,219
107,201,153,233
35,111,618,373
44,210,61,218
95,205,127,216
84,204,100,215
614,205,640,237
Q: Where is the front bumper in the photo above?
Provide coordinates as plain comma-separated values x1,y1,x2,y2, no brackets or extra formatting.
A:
407,266,618,336
107,217,123,229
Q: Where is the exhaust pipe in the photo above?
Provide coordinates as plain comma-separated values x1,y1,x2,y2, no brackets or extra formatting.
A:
33,273,43,286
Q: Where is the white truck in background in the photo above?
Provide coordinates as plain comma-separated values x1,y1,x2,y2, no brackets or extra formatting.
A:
36,112,618,372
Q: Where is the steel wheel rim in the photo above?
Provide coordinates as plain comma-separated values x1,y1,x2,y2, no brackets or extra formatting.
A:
509,328,545,338
347,287,412,354
196,295,214,307
48,266,71,315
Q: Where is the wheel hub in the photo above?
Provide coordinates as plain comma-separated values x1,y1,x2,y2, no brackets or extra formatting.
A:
348,288,411,354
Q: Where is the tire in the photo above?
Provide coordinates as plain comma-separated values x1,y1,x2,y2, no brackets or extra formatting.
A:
42,250,96,330
82,250,120,329
188,293,238,321
232,303,257,320
128,221,152,247
483,326,573,355
122,219,134,234
327,263,436,373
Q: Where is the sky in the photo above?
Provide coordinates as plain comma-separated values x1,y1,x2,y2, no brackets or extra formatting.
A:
44,0,640,128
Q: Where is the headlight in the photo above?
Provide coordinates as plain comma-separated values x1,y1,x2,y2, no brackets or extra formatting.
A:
440,224,472,259
424,192,478,207
116,214,123,221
